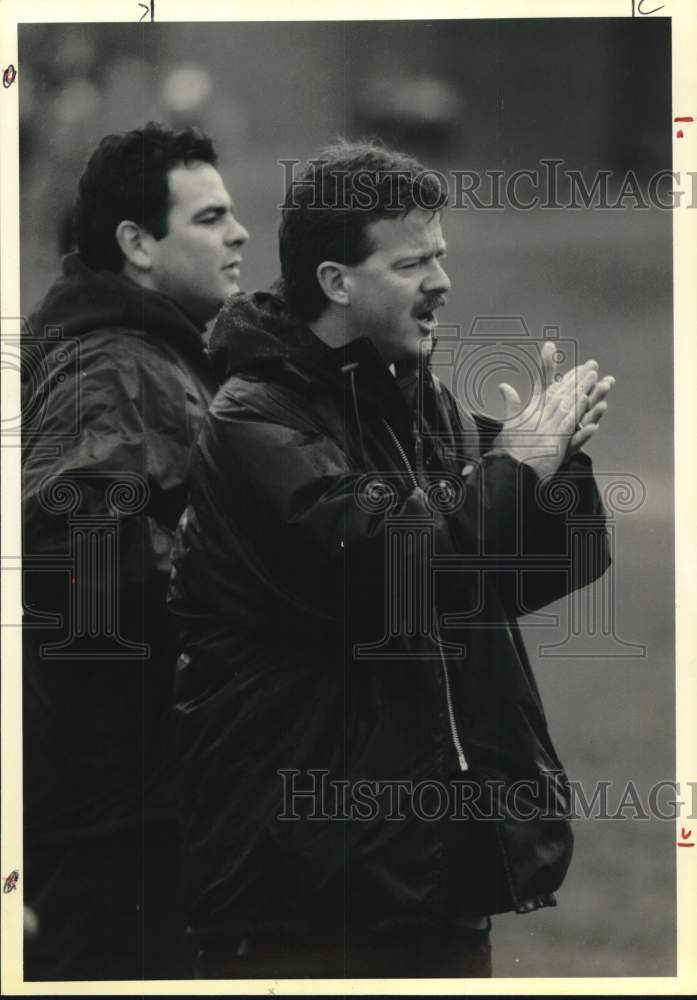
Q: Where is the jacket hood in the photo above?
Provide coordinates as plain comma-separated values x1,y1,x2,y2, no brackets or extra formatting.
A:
208,289,330,384
208,289,426,446
209,289,432,386
208,290,500,443
27,252,207,364
208,291,503,452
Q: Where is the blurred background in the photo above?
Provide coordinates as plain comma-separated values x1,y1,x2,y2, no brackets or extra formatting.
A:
19,17,674,978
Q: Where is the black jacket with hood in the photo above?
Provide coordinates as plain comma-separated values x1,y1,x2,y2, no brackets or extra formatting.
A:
169,290,610,943
22,253,217,844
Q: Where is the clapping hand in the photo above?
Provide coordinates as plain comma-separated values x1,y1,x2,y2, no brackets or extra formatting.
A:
496,341,614,480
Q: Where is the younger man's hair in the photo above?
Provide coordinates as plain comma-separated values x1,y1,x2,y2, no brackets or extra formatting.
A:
74,121,217,272
279,139,448,322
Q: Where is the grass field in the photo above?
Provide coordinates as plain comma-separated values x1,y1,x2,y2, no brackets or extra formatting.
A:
495,518,676,977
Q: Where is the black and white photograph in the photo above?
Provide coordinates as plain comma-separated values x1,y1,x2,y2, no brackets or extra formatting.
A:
1,0,695,992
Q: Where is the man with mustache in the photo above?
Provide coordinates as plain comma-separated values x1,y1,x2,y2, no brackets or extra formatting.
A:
22,121,248,980
169,139,613,979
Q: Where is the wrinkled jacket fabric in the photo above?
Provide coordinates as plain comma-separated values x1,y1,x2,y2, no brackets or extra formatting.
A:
169,291,610,941
22,253,217,842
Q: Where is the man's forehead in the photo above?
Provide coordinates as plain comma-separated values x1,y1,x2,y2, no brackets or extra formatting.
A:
166,161,231,213
365,209,445,256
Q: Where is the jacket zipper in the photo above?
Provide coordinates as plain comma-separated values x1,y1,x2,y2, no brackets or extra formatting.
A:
434,619,469,772
381,418,469,772
381,417,419,490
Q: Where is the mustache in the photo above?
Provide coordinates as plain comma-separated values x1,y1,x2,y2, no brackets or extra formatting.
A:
414,294,448,315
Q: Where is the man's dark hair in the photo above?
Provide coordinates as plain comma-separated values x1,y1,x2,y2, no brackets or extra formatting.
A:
74,121,218,272
279,139,448,322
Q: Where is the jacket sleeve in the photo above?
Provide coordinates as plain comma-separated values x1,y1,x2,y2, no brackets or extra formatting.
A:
436,389,610,616
22,334,196,649
168,378,445,636
512,449,610,613
459,445,610,616
169,377,610,636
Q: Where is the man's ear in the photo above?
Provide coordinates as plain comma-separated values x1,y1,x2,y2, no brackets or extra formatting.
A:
115,220,153,273
315,261,350,307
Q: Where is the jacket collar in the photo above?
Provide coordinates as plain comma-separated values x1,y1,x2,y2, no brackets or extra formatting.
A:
27,253,210,374
209,288,437,438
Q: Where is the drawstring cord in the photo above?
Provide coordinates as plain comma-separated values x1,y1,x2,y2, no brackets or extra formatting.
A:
341,362,369,467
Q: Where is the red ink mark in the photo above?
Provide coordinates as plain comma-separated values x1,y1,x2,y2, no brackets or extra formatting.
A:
674,116,694,139
677,826,694,847
2,64,16,88
2,870,19,893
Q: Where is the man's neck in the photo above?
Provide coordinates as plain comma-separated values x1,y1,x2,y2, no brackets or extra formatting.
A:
309,309,396,374
121,261,157,294
307,309,356,352
119,263,207,330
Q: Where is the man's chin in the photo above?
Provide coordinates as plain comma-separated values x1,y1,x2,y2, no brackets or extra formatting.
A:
415,330,435,359
391,341,432,371
216,282,242,312
198,292,237,326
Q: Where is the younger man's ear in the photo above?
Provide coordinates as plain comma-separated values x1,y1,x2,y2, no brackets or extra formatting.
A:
115,220,153,272
315,261,350,307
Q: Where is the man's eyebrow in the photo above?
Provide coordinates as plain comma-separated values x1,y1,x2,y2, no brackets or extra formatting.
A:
394,243,448,263
191,200,234,220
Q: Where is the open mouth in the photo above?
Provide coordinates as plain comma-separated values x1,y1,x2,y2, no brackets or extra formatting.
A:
415,308,438,333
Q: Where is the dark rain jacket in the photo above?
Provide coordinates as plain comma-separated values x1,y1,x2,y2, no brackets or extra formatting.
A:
22,253,217,843
169,291,610,942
